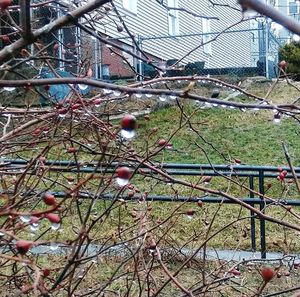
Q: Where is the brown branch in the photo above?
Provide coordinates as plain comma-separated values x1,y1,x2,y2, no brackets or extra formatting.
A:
0,0,110,63
208,0,241,12
0,77,298,113
0,112,54,142
238,0,300,36
134,156,300,233
155,0,219,20
282,142,300,194
155,247,195,297
20,0,33,40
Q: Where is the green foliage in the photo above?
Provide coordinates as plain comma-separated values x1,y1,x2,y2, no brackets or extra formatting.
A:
279,41,300,79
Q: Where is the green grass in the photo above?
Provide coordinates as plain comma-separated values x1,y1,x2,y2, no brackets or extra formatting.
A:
2,80,300,296
5,81,300,252
135,103,300,166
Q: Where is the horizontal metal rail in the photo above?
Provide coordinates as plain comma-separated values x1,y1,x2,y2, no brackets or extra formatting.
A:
3,158,300,259
1,159,300,177
50,192,300,206
2,158,299,172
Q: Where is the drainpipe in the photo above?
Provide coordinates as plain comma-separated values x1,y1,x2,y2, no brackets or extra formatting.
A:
265,0,270,79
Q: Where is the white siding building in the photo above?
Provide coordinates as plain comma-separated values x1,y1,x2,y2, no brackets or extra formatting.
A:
90,0,258,76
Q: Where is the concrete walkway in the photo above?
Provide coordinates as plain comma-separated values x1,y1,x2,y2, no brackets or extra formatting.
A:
25,243,299,264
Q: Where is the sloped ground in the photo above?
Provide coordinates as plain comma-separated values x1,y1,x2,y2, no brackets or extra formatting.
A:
1,78,300,296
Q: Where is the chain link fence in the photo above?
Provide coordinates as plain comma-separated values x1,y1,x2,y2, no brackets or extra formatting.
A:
87,23,283,82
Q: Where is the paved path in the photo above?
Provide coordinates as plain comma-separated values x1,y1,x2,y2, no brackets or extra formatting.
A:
26,244,299,264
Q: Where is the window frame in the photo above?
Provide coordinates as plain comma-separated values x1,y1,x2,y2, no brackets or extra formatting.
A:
167,0,179,36
202,18,212,55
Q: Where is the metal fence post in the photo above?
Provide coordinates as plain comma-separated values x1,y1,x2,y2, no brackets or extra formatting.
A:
265,17,270,79
249,175,256,252
258,170,266,259
137,35,143,81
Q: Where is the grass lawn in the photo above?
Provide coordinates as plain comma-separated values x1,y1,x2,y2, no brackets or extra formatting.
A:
1,79,300,296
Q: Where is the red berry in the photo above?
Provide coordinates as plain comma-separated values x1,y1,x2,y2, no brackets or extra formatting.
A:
0,0,12,10
261,267,275,282
279,172,286,180
58,108,68,115
197,200,203,208
128,191,135,198
16,240,32,255
39,156,46,162
32,128,42,136
121,115,137,131
116,167,131,180
45,213,61,224
66,176,75,182
93,98,102,106
43,269,50,277
229,268,241,276
234,158,241,164
71,103,81,110
42,193,56,206
185,209,195,216
203,176,212,183
158,139,167,147
1,35,10,43
29,216,40,224
279,60,287,70
277,167,283,172
67,147,76,153
282,170,288,176
53,43,59,50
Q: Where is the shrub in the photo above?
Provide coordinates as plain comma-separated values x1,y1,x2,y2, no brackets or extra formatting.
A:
279,41,300,79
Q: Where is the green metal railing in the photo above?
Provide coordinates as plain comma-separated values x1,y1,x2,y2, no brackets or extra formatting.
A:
2,158,300,258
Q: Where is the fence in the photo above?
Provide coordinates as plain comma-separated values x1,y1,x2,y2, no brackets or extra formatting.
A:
2,158,300,259
31,15,284,82
86,22,283,82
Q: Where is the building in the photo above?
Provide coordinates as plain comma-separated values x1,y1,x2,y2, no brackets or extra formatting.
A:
0,1,267,80
81,0,261,79
273,0,300,42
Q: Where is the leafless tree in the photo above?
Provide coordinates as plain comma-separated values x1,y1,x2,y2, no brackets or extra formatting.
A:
0,0,299,296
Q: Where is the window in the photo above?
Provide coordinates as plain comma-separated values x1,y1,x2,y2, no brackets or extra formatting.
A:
289,1,298,14
168,0,179,35
123,0,137,13
202,19,212,55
